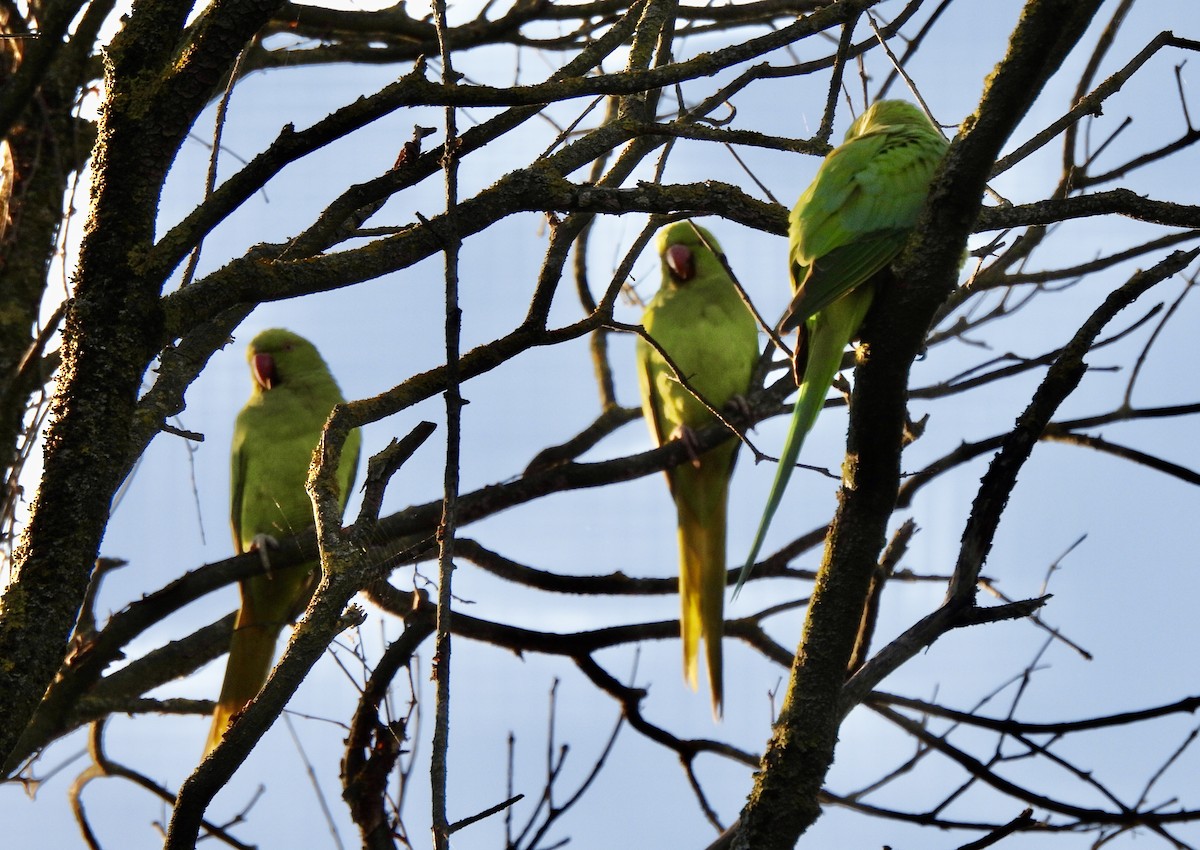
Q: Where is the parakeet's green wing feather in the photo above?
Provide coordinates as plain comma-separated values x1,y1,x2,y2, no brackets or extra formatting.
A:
783,230,910,330
636,342,674,491
230,445,246,553
791,119,946,262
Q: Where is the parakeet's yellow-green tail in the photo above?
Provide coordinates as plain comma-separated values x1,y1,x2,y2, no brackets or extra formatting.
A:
738,289,874,593
204,606,286,755
672,448,734,717
204,561,316,755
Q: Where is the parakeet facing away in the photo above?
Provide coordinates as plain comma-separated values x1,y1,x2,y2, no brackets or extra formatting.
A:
205,328,361,754
739,100,948,590
636,221,759,716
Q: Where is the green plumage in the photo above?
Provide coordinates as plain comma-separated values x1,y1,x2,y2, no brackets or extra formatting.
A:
739,101,948,589
205,328,361,754
636,222,759,716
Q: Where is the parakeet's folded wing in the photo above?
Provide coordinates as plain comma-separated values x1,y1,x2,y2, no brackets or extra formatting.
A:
783,115,947,328
783,230,909,330
636,343,674,489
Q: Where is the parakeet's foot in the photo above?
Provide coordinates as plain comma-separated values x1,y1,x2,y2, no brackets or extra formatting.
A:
725,393,753,425
671,424,703,468
790,327,809,387
248,533,281,579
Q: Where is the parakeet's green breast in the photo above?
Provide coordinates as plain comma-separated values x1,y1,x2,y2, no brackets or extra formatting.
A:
230,328,360,552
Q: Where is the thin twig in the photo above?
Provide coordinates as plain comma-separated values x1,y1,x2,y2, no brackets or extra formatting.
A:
180,44,249,288
428,0,462,843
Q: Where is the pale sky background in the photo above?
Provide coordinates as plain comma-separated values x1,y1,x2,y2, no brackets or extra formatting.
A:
4,0,1200,847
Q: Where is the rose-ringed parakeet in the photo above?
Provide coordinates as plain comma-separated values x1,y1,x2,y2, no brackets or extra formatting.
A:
739,100,948,589
636,221,759,716
205,328,361,754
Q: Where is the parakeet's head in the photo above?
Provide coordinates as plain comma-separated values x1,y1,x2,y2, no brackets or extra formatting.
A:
656,220,724,287
844,100,938,141
245,328,330,392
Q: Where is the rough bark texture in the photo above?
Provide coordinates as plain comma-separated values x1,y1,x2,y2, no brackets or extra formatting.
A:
0,0,286,771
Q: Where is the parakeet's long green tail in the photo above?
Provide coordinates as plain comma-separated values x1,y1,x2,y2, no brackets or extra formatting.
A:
204,564,314,755
737,288,874,593
673,447,734,717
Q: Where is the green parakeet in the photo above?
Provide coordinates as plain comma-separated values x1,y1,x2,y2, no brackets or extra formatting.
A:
205,328,361,754
739,100,948,589
636,221,759,716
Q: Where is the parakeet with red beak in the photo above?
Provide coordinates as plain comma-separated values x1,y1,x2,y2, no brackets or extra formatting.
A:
637,221,759,716
205,328,360,754
739,100,948,590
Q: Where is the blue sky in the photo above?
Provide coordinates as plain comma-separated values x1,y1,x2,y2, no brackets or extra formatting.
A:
5,1,1200,847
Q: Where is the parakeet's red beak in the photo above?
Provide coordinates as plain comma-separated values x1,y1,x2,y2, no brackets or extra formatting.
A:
665,243,694,281
251,353,277,390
